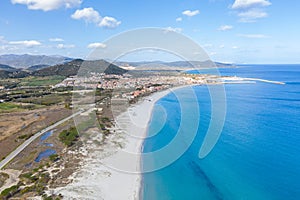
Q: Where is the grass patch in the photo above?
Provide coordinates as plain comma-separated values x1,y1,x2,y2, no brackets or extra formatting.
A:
17,93,70,106
76,113,97,133
20,172,38,183
0,102,25,113
18,76,65,87
16,150,37,166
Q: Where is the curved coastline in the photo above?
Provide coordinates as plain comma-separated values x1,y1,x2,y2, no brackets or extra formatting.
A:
50,79,270,199
130,86,187,200
50,86,187,199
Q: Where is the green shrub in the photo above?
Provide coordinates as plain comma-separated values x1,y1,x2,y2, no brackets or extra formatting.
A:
59,127,79,147
0,185,19,198
18,134,29,140
49,154,59,162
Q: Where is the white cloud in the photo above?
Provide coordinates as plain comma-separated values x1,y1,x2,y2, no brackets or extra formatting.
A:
237,9,268,22
57,44,75,49
232,46,239,49
176,17,182,22
71,8,121,29
9,40,41,47
0,36,5,43
232,0,271,9
182,10,200,17
71,7,101,23
231,0,271,22
11,0,82,11
87,42,106,49
98,16,121,28
238,34,268,38
164,27,183,33
218,25,233,31
49,38,64,42
219,44,225,49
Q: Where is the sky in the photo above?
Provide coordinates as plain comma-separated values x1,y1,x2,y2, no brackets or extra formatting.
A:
0,0,299,64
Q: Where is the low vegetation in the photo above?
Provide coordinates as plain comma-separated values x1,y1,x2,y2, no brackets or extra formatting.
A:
0,172,9,188
18,134,32,140
16,93,71,106
3,161,63,199
59,127,79,147
0,184,20,199
76,113,97,133
0,102,25,113
49,154,60,162
17,76,65,87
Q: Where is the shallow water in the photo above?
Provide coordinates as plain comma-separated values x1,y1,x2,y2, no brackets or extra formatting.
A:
35,149,56,162
40,130,53,142
142,65,300,200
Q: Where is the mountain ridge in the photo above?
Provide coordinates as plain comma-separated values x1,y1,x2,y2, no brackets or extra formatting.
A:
0,54,73,69
0,59,127,79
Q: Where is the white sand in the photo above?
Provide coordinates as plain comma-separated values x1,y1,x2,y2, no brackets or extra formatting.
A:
51,88,175,200
0,169,22,193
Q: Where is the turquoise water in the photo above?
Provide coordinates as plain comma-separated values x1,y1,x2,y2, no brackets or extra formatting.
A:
142,65,300,200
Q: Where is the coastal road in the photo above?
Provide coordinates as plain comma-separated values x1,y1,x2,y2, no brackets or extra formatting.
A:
0,108,92,170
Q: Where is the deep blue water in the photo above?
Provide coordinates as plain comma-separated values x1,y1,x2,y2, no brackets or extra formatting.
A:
35,149,56,162
142,65,300,200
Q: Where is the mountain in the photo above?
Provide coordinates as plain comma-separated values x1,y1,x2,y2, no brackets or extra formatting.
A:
0,64,16,71
0,54,73,69
33,59,127,77
32,59,83,77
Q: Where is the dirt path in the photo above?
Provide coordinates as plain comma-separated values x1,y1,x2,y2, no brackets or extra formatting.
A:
0,169,22,193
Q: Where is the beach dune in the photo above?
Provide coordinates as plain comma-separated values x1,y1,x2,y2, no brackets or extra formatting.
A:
52,89,172,200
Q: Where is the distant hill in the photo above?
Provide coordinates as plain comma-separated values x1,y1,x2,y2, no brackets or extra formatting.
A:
0,59,127,79
79,60,128,75
0,70,30,79
0,54,73,69
33,59,127,77
27,64,50,72
0,70,11,79
0,64,16,71
0,57,234,80
32,59,83,77
115,60,235,70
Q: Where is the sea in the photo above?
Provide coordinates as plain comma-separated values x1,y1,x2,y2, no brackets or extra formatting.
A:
142,65,300,200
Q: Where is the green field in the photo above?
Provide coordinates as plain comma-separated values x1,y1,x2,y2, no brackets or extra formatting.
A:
0,102,25,113
18,76,65,87
16,93,71,106
0,102,43,113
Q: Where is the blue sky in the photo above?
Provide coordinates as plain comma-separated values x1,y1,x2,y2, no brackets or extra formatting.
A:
0,0,299,63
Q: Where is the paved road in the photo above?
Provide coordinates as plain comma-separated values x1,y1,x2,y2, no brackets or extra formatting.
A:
0,109,88,170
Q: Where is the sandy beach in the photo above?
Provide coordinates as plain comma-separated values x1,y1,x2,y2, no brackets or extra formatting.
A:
51,88,175,200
